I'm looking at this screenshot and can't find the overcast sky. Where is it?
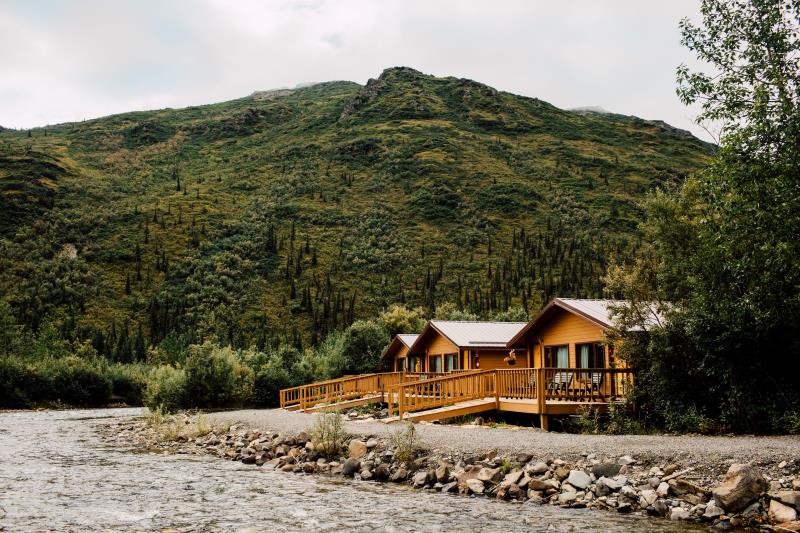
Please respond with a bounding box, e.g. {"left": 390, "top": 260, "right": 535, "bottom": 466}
{"left": 0, "top": 0, "right": 710, "bottom": 140}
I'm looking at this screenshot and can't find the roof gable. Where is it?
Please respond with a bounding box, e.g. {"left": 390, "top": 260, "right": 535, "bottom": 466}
{"left": 507, "top": 298, "right": 665, "bottom": 347}
{"left": 382, "top": 333, "right": 420, "bottom": 360}
{"left": 421, "top": 320, "right": 527, "bottom": 349}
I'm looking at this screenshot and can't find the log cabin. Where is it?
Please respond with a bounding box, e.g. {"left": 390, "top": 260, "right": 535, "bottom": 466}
{"left": 282, "top": 299, "right": 649, "bottom": 429}
{"left": 393, "top": 320, "right": 529, "bottom": 373}
{"left": 506, "top": 298, "right": 627, "bottom": 370}
{"left": 382, "top": 334, "right": 419, "bottom": 372}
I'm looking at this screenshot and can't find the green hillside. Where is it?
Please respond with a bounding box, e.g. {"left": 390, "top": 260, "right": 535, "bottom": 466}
{"left": 0, "top": 66, "right": 713, "bottom": 357}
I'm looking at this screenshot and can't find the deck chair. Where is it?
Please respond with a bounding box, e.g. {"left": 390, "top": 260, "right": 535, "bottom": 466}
{"left": 546, "top": 371, "right": 572, "bottom": 398}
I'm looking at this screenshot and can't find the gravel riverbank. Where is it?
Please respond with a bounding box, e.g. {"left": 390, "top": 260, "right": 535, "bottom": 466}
{"left": 210, "top": 409, "right": 800, "bottom": 476}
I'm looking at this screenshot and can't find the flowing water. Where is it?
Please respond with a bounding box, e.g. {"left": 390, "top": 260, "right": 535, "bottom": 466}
{"left": 0, "top": 408, "right": 707, "bottom": 532}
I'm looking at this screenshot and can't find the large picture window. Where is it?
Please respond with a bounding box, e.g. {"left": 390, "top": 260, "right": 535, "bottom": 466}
{"left": 445, "top": 353, "right": 459, "bottom": 371}
{"left": 544, "top": 345, "right": 569, "bottom": 368}
{"left": 577, "top": 343, "right": 605, "bottom": 368}
{"left": 429, "top": 355, "right": 442, "bottom": 373}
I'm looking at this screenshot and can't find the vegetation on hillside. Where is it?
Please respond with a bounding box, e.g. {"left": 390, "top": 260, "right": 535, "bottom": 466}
{"left": 0, "top": 67, "right": 713, "bottom": 410}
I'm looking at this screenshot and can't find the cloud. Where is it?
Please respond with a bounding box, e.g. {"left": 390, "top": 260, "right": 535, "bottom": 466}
{"left": 0, "top": 0, "right": 709, "bottom": 140}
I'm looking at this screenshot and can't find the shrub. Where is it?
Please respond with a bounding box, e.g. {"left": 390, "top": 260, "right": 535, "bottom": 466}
{"left": 389, "top": 421, "right": 421, "bottom": 463}
{"left": 309, "top": 412, "right": 349, "bottom": 458}
{"left": 108, "top": 363, "right": 148, "bottom": 405}
{"left": 143, "top": 365, "right": 187, "bottom": 412}
{"left": 182, "top": 342, "right": 252, "bottom": 409}
{"left": 339, "top": 320, "right": 390, "bottom": 375}
{"left": 44, "top": 356, "right": 112, "bottom": 406}
{"left": 251, "top": 355, "right": 292, "bottom": 407}
{"left": 0, "top": 356, "right": 30, "bottom": 407}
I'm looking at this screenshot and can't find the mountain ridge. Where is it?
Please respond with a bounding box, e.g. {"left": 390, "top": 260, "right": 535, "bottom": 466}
{"left": 0, "top": 66, "right": 713, "bottom": 358}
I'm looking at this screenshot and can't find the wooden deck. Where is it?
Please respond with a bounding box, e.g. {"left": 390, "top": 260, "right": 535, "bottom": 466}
{"left": 280, "top": 367, "right": 634, "bottom": 430}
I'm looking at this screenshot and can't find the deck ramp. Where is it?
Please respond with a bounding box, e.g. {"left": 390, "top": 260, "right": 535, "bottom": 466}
{"left": 382, "top": 397, "right": 497, "bottom": 423}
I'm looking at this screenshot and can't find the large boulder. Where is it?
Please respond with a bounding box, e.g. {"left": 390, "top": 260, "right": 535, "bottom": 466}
{"left": 477, "top": 467, "right": 502, "bottom": 484}
{"left": 712, "top": 464, "right": 767, "bottom": 513}
{"left": 771, "top": 491, "right": 800, "bottom": 509}
{"left": 348, "top": 439, "right": 368, "bottom": 459}
{"left": 566, "top": 470, "right": 592, "bottom": 490}
{"left": 466, "top": 478, "right": 485, "bottom": 494}
{"left": 770, "top": 500, "right": 798, "bottom": 523}
{"left": 592, "top": 462, "right": 621, "bottom": 478}
{"left": 526, "top": 461, "right": 550, "bottom": 475}
{"left": 342, "top": 458, "right": 361, "bottom": 477}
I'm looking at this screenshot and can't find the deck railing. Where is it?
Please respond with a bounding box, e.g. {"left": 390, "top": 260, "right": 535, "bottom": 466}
{"left": 388, "top": 367, "right": 634, "bottom": 419}
{"left": 280, "top": 367, "right": 635, "bottom": 416}
{"left": 388, "top": 369, "right": 494, "bottom": 420}
{"left": 278, "top": 371, "right": 452, "bottom": 410}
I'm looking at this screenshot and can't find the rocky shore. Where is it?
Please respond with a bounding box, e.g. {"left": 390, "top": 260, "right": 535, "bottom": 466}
{"left": 107, "top": 413, "right": 800, "bottom": 532}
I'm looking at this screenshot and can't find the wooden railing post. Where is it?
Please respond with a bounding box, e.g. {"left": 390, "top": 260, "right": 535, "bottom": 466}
{"left": 536, "top": 368, "right": 545, "bottom": 413}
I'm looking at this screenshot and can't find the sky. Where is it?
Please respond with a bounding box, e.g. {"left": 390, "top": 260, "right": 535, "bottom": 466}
{"left": 0, "top": 0, "right": 710, "bottom": 140}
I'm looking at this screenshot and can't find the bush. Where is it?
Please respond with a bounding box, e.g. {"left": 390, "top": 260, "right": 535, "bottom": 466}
{"left": 143, "top": 365, "right": 187, "bottom": 412}
{"left": 182, "top": 342, "right": 252, "bottom": 409}
{"left": 388, "top": 421, "right": 421, "bottom": 463}
{"left": 339, "top": 320, "right": 390, "bottom": 375}
{"left": 309, "top": 412, "right": 349, "bottom": 458}
{"left": 251, "top": 355, "right": 292, "bottom": 407}
{"left": 43, "top": 356, "right": 113, "bottom": 406}
{"left": 0, "top": 356, "right": 30, "bottom": 407}
{"left": 108, "top": 363, "right": 148, "bottom": 405}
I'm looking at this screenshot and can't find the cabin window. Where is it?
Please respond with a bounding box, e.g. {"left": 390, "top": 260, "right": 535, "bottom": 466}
{"left": 399, "top": 358, "right": 408, "bottom": 371}
{"left": 544, "top": 345, "right": 569, "bottom": 368}
{"left": 409, "top": 356, "right": 421, "bottom": 372}
{"left": 445, "top": 353, "right": 459, "bottom": 371}
{"left": 577, "top": 343, "right": 605, "bottom": 368}
{"left": 430, "top": 355, "right": 442, "bottom": 373}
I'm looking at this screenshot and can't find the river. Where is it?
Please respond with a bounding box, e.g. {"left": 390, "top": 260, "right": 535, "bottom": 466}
{"left": 0, "top": 408, "right": 707, "bottom": 532}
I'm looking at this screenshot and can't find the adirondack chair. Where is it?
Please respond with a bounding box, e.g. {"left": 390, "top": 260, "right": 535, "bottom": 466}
{"left": 546, "top": 371, "right": 572, "bottom": 398}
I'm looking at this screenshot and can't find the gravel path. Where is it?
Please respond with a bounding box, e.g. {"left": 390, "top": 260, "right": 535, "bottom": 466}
{"left": 210, "top": 409, "right": 800, "bottom": 469}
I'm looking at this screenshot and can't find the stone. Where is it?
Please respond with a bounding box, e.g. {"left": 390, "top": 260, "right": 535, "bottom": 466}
{"left": 477, "top": 467, "right": 502, "bottom": 484}
{"left": 466, "top": 478, "right": 485, "bottom": 494}
{"left": 771, "top": 491, "right": 800, "bottom": 509}
{"left": 771, "top": 500, "right": 798, "bottom": 523}
{"left": 656, "top": 482, "right": 670, "bottom": 498}
{"left": 653, "top": 500, "right": 670, "bottom": 517}
{"left": 664, "top": 464, "right": 679, "bottom": 476}
{"left": 554, "top": 466, "right": 570, "bottom": 481}
{"left": 348, "top": 440, "right": 368, "bottom": 459}
{"left": 592, "top": 462, "right": 622, "bottom": 478}
{"left": 518, "top": 474, "right": 531, "bottom": 490}
{"left": 616, "top": 502, "right": 633, "bottom": 513}
{"left": 566, "top": 470, "right": 592, "bottom": 490}
{"left": 389, "top": 467, "right": 408, "bottom": 482}
{"left": 779, "top": 461, "right": 788, "bottom": 469}
{"left": 618, "top": 455, "right": 636, "bottom": 466}
{"left": 342, "top": 458, "right": 361, "bottom": 477}
{"left": 517, "top": 453, "right": 532, "bottom": 464}
{"left": 670, "top": 507, "right": 691, "bottom": 521}
{"left": 412, "top": 471, "right": 430, "bottom": 488}
{"left": 794, "top": 477, "right": 800, "bottom": 490}
{"left": 620, "top": 485, "right": 638, "bottom": 500}
{"left": 442, "top": 481, "right": 459, "bottom": 493}
{"left": 365, "top": 438, "right": 378, "bottom": 449}
{"left": 527, "top": 461, "right": 550, "bottom": 475}
{"left": 302, "top": 462, "right": 316, "bottom": 473}
{"left": 504, "top": 470, "right": 524, "bottom": 486}
{"left": 597, "top": 476, "right": 622, "bottom": 492}
{"left": 640, "top": 489, "right": 658, "bottom": 507}
{"left": 704, "top": 501, "right": 724, "bottom": 519}
{"left": 508, "top": 484, "right": 523, "bottom": 500}
{"left": 435, "top": 464, "right": 450, "bottom": 483}
{"left": 472, "top": 416, "right": 484, "bottom": 426}
{"left": 529, "top": 478, "right": 560, "bottom": 492}
{"left": 374, "top": 465, "right": 390, "bottom": 481}
{"left": 558, "top": 492, "right": 578, "bottom": 504}
{"left": 561, "top": 483, "right": 577, "bottom": 493}
{"left": 712, "top": 463, "right": 767, "bottom": 513}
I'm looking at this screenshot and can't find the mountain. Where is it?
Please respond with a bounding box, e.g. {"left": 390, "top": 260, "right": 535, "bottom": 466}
{"left": 0, "top": 66, "right": 713, "bottom": 354}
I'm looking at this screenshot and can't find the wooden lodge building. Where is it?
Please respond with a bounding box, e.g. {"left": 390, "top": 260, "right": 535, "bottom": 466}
{"left": 281, "top": 298, "right": 643, "bottom": 430}
{"left": 384, "top": 320, "right": 528, "bottom": 373}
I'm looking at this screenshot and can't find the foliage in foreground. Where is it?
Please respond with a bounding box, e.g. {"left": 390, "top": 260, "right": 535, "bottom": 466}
{"left": 309, "top": 412, "right": 349, "bottom": 458}
{"left": 607, "top": 0, "right": 800, "bottom": 434}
